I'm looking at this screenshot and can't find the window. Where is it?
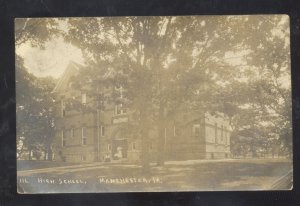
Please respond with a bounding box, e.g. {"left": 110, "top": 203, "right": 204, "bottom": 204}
{"left": 101, "top": 126, "right": 105, "bottom": 137}
{"left": 227, "top": 131, "right": 230, "bottom": 145}
{"left": 173, "top": 125, "right": 176, "bottom": 137}
{"left": 115, "top": 104, "right": 121, "bottom": 115}
{"left": 81, "top": 155, "right": 86, "bottom": 161}
{"left": 120, "top": 87, "right": 124, "bottom": 99}
{"left": 132, "top": 142, "right": 136, "bottom": 150}
{"left": 214, "top": 123, "right": 218, "bottom": 143}
{"left": 221, "top": 125, "right": 224, "bottom": 141}
{"left": 174, "top": 126, "right": 181, "bottom": 137}
{"left": 82, "top": 127, "right": 87, "bottom": 145}
{"left": 107, "top": 144, "right": 111, "bottom": 151}
{"left": 70, "top": 128, "right": 74, "bottom": 138}
{"left": 96, "top": 93, "right": 104, "bottom": 110}
{"left": 97, "top": 100, "right": 104, "bottom": 110}
{"left": 115, "top": 104, "right": 127, "bottom": 115}
{"left": 82, "top": 93, "right": 87, "bottom": 105}
{"left": 82, "top": 127, "right": 86, "bottom": 136}
{"left": 149, "top": 141, "right": 153, "bottom": 150}
{"left": 62, "top": 130, "right": 66, "bottom": 147}
{"left": 193, "top": 124, "right": 200, "bottom": 138}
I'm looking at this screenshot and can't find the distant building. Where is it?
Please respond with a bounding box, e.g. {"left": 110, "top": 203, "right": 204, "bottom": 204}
{"left": 52, "top": 62, "right": 231, "bottom": 163}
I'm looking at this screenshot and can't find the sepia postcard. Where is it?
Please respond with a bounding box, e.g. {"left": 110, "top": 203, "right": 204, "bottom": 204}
{"left": 15, "top": 15, "right": 293, "bottom": 193}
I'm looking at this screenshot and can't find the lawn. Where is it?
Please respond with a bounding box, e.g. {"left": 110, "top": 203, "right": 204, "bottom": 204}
{"left": 17, "top": 160, "right": 77, "bottom": 171}
{"left": 17, "top": 158, "right": 292, "bottom": 193}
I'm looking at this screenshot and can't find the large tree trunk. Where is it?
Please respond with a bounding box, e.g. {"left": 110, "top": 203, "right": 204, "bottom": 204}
{"left": 17, "top": 144, "right": 24, "bottom": 160}
{"left": 44, "top": 146, "right": 48, "bottom": 160}
{"left": 157, "top": 102, "right": 165, "bottom": 166}
{"left": 157, "top": 125, "right": 165, "bottom": 166}
{"left": 48, "top": 147, "right": 53, "bottom": 161}
{"left": 44, "top": 144, "right": 52, "bottom": 161}
{"left": 28, "top": 149, "right": 32, "bottom": 160}
{"left": 141, "top": 127, "right": 150, "bottom": 173}
{"left": 139, "top": 109, "right": 150, "bottom": 173}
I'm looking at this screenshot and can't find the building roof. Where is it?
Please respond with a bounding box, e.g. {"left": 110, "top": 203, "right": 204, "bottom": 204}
{"left": 52, "top": 61, "right": 82, "bottom": 93}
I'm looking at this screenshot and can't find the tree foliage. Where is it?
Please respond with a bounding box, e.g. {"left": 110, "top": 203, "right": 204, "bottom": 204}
{"left": 15, "top": 18, "right": 63, "bottom": 160}
{"left": 64, "top": 15, "right": 292, "bottom": 166}
{"left": 16, "top": 56, "right": 56, "bottom": 160}
{"left": 16, "top": 15, "right": 292, "bottom": 164}
{"left": 15, "top": 18, "right": 61, "bottom": 47}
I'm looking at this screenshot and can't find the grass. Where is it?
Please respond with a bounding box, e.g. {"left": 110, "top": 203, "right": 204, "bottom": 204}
{"left": 17, "top": 160, "right": 77, "bottom": 171}
{"left": 17, "top": 158, "right": 292, "bottom": 193}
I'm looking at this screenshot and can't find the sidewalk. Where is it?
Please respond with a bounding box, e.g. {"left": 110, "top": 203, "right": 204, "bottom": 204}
{"left": 17, "top": 157, "right": 291, "bottom": 176}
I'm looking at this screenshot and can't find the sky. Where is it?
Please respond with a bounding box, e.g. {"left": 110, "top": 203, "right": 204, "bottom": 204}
{"left": 15, "top": 18, "right": 243, "bottom": 80}
{"left": 15, "top": 15, "right": 290, "bottom": 86}
{"left": 16, "top": 36, "right": 84, "bottom": 79}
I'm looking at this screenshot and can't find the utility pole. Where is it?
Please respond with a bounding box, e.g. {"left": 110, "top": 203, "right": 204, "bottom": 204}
{"left": 97, "top": 108, "right": 100, "bottom": 161}
{"left": 96, "top": 92, "right": 105, "bottom": 161}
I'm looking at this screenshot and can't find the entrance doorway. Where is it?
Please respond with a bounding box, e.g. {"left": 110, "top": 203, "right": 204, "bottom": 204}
{"left": 112, "top": 139, "right": 128, "bottom": 160}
